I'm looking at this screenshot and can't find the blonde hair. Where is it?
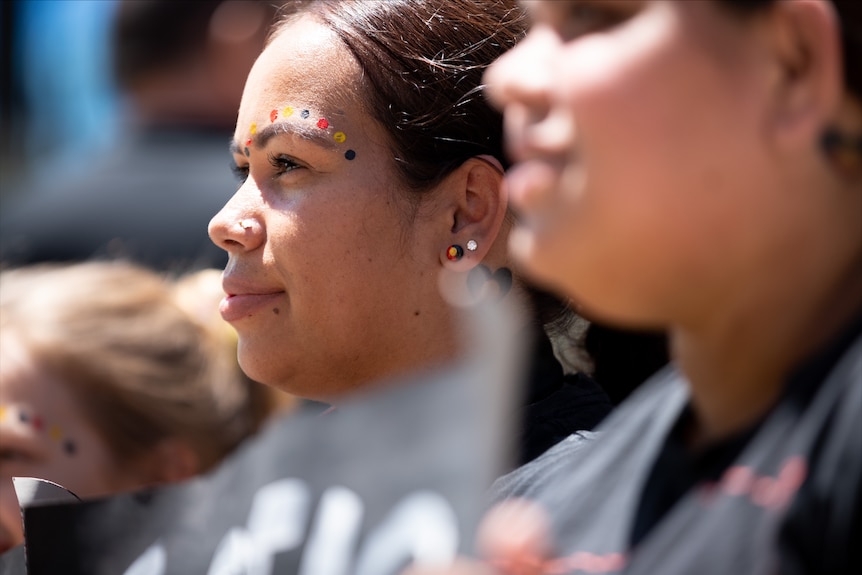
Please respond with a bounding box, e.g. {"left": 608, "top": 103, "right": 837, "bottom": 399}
{"left": 0, "top": 261, "right": 290, "bottom": 473}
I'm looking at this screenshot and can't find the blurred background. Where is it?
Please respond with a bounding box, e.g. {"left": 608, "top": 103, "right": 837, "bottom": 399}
{"left": 0, "top": 0, "right": 283, "bottom": 273}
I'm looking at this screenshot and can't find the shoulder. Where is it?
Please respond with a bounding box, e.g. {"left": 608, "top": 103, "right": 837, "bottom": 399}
{"left": 489, "top": 430, "right": 599, "bottom": 504}
{"left": 779, "top": 334, "right": 862, "bottom": 574}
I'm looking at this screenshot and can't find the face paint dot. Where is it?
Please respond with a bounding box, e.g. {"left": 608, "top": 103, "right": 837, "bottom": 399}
{"left": 333, "top": 131, "right": 346, "bottom": 143}
{"left": 283, "top": 106, "right": 294, "bottom": 117}
{"left": 244, "top": 147, "right": 250, "bottom": 157}
{"left": 245, "top": 138, "right": 252, "bottom": 147}
{"left": 300, "top": 109, "right": 310, "bottom": 119}
{"left": 32, "top": 416, "right": 43, "bottom": 431}
{"left": 18, "top": 411, "right": 28, "bottom": 423}
{"left": 250, "top": 123, "right": 257, "bottom": 135}
{"left": 317, "top": 118, "right": 329, "bottom": 129}
{"left": 270, "top": 109, "right": 278, "bottom": 122}
{"left": 63, "top": 440, "right": 77, "bottom": 456}
{"left": 0, "top": 406, "right": 6, "bottom": 421}
{"left": 344, "top": 149, "right": 356, "bottom": 160}
{"left": 49, "top": 426, "right": 62, "bottom": 441}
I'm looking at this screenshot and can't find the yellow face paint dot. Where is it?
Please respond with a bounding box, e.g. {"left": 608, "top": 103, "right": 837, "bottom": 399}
{"left": 49, "top": 425, "right": 62, "bottom": 441}
{"left": 333, "top": 131, "right": 346, "bottom": 143}
{"left": 0, "top": 405, "right": 6, "bottom": 421}
{"left": 283, "top": 106, "right": 294, "bottom": 118}
{"left": 250, "top": 122, "right": 257, "bottom": 135}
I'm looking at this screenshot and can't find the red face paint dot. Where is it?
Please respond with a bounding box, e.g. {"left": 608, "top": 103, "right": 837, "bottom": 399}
{"left": 317, "top": 118, "right": 329, "bottom": 129}
{"left": 32, "top": 416, "right": 43, "bottom": 431}
{"left": 270, "top": 109, "right": 278, "bottom": 122}
{"left": 245, "top": 138, "right": 252, "bottom": 147}
{"left": 345, "top": 149, "right": 356, "bottom": 160}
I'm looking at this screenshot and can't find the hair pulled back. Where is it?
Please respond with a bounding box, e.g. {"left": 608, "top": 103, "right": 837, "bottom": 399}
{"left": 272, "top": 0, "right": 526, "bottom": 192}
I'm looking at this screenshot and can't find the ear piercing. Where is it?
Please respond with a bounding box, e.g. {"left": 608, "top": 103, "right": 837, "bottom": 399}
{"left": 446, "top": 240, "right": 478, "bottom": 261}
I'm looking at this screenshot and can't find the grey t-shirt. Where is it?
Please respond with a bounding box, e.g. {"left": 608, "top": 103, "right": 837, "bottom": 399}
{"left": 491, "top": 331, "right": 861, "bottom": 574}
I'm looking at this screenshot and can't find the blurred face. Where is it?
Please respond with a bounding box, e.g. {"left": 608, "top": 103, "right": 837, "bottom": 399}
{"left": 0, "top": 335, "right": 135, "bottom": 553}
{"left": 209, "top": 16, "right": 455, "bottom": 401}
{"left": 485, "top": 1, "right": 783, "bottom": 326}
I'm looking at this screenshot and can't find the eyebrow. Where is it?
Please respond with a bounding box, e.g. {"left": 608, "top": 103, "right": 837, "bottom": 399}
{"left": 229, "top": 121, "right": 339, "bottom": 155}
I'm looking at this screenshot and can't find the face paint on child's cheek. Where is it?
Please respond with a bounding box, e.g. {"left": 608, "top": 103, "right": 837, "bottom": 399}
{"left": 0, "top": 404, "right": 79, "bottom": 458}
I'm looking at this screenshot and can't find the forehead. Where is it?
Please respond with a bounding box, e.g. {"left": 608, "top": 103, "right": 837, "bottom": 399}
{"left": 237, "top": 15, "right": 363, "bottom": 136}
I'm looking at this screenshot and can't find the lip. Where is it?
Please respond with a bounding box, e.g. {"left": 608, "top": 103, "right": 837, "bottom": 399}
{"left": 220, "top": 278, "right": 285, "bottom": 323}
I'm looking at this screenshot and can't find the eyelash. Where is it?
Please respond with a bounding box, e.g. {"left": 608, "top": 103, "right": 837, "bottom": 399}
{"left": 0, "top": 447, "right": 35, "bottom": 464}
{"left": 230, "top": 162, "right": 249, "bottom": 184}
{"left": 267, "top": 153, "right": 301, "bottom": 176}
{"left": 230, "top": 154, "right": 302, "bottom": 185}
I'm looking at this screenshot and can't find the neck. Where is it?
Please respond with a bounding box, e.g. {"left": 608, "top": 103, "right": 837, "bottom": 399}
{"left": 672, "top": 213, "right": 862, "bottom": 446}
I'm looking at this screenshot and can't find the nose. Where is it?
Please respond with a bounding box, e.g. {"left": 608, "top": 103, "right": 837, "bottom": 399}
{"left": 484, "top": 25, "right": 559, "bottom": 118}
{"left": 208, "top": 183, "right": 264, "bottom": 255}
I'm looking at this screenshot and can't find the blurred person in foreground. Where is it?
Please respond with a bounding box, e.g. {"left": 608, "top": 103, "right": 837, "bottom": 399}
{"left": 0, "top": 0, "right": 279, "bottom": 272}
{"left": 407, "top": 0, "right": 862, "bottom": 574}
{"left": 0, "top": 261, "right": 292, "bottom": 554}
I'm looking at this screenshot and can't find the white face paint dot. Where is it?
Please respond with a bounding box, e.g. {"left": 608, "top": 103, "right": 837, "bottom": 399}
{"left": 466, "top": 240, "right": 478, "bottom": 251}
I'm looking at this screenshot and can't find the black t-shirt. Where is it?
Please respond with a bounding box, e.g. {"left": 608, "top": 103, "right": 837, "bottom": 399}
{"left": 492, "top": 314, "right": 862, "bottom": 574}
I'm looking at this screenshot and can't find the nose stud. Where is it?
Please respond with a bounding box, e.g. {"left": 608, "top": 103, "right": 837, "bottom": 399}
{"left": 237, "top": 220, "right": 253, "bottom": 231}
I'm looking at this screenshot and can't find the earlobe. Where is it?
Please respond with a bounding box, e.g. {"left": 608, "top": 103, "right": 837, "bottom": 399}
{"left": 766, "top": 0, "right": 842, "bottom": 148}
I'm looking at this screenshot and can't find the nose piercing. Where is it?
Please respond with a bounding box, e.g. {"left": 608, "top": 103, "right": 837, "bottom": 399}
{"left": 237, "top": 220, "right": 253, "bottom": 231}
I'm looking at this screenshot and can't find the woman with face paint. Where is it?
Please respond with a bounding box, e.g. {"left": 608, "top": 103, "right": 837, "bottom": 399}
{"left": 406, "top": 1, "right": 862, "bottom": 574}
{"left": 208, "top": 0, "right": 667, "bottom": 469}
{"left": 0, "top": 262, "right": 289, "bottom": 554}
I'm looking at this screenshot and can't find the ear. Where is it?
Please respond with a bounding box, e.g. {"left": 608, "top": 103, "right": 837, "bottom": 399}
{"left": 764, "top": 0, "right": 843, "bottom": 150}
{"left": 438, "top": 156, "right": 508, "bottom": 270}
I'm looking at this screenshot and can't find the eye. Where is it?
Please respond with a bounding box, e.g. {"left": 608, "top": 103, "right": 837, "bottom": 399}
{"left": 230, "top": 161, "right": 249, "bottom": 185}
{"left": 267, "top": 153, "right": 302, "bottom": 177}
{"left": 557, "top": 1, "right": 633, "bottom": 41}
{"left": 0, "top": 447, "right": 35, "bottom": 464}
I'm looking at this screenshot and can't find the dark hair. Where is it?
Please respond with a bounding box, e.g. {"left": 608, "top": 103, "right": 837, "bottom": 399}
{"left": 272, "top": 0, "right": 526, "bottom": 193}
{"left": 717, "top": 0, "right": 861, "bottom": 99}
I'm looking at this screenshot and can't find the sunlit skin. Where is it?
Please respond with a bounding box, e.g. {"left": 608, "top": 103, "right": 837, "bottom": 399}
{"left": 0, "top": 335, "right": 140, "bottom": 553}
{"left": 485, "top": 0, "right": 862, "bottom": 441}
{"left": 209, "top": 15, "right": 510, "bottom": 403}
{"left": 405, "top": 0, "right": 862, "bottom": 573}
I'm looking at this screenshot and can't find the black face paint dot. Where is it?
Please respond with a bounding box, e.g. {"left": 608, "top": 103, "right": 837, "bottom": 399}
{"left": 345, "top": 149, "right": 356, "bottom": 160}
{"left": 300, "top": 109, "right": 310, "bottom": 119}
{"left": 18, "top": 411, "right": 28, "bottom": 423}
{"left": 244, "top": 146, "right": 250, "bottom": 157}
{"left": 63, "top": 440, "right": 77, "bottom": 456}
{"left": 272, "top": 307, "right": 280, "bottom": 315}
